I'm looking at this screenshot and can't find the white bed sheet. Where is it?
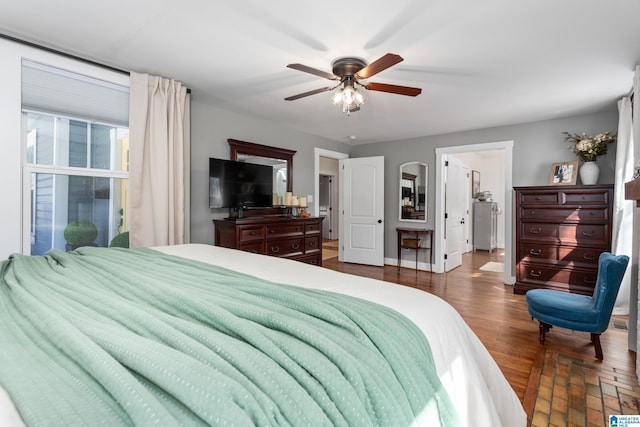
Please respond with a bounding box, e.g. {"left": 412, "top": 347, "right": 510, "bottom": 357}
{"left": 0, "top": 244, "right": 526, "bottom": 426}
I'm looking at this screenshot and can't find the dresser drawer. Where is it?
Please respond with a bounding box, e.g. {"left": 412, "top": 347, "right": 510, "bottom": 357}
{"left": 520, "top": 223, "right": 609, "bottom": 247}
{"left": 305, "top": 235, "right": 320, "bottom": 253}
{"left": 305, "top": 221, "right": 322, "bottom": 234}
{"left": 297, "top": 253, "right": 322, "bottom": 266}
{"left": 266, "top": 238, "right": 304, "bottom": 257}
{"left": 562, "top": 189, "right": 610, "bottom": 205}
{"left": 238, "top": 226, "right": 265, "bottom": 242}
{"left": 561, "top": 224, "right": 608, "bottom": 244}
{"left": 519, "top": 192, "right": 560, "bottom": 205}
{"left": 238, "top": 241, "right": 264, "bottom": 254}
{"left": 520, "top": 207, "right": 608, "bottom": 221}
{"left": 518, "top": 262, "right": 598, "bottom": 295}
{"left": 519, "top": 243, "right": 602, "bottom": 266}
{"left": 266, "top": 223, "right": 305, "bottom": 238}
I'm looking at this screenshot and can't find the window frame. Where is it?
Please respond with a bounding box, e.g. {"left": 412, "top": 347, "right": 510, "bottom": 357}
{"left": 21, "top": 110, "right": 129, "bottom": 255}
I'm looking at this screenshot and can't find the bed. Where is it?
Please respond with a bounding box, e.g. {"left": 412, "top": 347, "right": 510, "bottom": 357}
{"left": 0, "top": 244, "right": 526, "bottom": 426}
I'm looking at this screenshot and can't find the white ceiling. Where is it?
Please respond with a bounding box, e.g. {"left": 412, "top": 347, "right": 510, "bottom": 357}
{"left": 1, "top": 0, "right": 639, "bottom": 145}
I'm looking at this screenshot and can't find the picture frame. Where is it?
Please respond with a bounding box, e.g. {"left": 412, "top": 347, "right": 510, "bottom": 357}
{"left": 549, "top": 161, "right": 578, "bottom": 185}
{"left": 472, "top": 170, "right": 480, "bottom": 197}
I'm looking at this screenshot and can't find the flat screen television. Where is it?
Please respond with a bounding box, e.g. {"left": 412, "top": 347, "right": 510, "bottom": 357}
{"left": 209, "top": 158, "right": 273, "bottom": 209}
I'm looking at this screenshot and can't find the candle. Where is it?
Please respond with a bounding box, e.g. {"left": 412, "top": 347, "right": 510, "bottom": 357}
{"left": 285, "top": 192, "right": 293, "bottom": 206}
{"left": 298, "top": 196, "right": 307, "bottom": 207}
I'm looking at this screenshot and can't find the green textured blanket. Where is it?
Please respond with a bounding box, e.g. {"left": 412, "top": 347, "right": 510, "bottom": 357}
{"left": 0, "top": 247, "right": 457, "bottom": 426}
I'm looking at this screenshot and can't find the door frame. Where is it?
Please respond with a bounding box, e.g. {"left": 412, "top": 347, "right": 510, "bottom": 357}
{"left": 434, "top": 141, "right": 514, "bottom": 284}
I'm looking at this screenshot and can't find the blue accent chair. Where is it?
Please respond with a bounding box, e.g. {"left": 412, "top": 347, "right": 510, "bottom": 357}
{"left": 526, "top": 252, "right": 629, "bottom": 360}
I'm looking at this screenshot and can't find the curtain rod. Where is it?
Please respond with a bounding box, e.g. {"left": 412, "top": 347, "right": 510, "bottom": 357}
{"left": 0, "top": 32, "right": 191, "bottom": 93}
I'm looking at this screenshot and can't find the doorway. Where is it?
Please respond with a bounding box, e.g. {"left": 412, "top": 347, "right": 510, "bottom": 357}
{"left": 319, "top": 174, "right": 336, "bottom": 240}
{"left": 314, "top": 148, "right": 349, "bottom": 259}
{"left": 434, "top": 141, "right": 514, "bottom": 285}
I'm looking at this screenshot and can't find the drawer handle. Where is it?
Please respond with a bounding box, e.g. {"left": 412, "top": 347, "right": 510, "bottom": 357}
{"left": 530, "top": 210, "right": 535, "bottom": 215}
{"left": 582, "top": 230, "right": 595, "bottom": 237}
{"left": 583, "top": 277, "right": 596, "bottom": 284}
{"left": 309, "top": 241, "right": 317, "bottom": 247}
{"left": 529, "top": 227, "right": 541, "bottom": 234}
{"left": 269, "top": 229, "right": 275, "bottom": 233}
{"left": 582, "top": 253, "right": 597, "bottom": 260}
{"left": 529, "top": 248, "right": 542, "bottom": 256}
{"left": 250, "top": 249, "right": 258, "bottom": 254}
{"left": 529, "top": 270, "right": 542, "bottom": 278}
{"left": 291, "top": 243, "right": 300, "bottom": 250}
{"left": 271, "top": 246, "right": 280, "bottom": 253}
{"left": 250, "top": 231, "right": 256, "bottom": 235}
{"left": 309, "top": 259, "right": 318, "bottom": 265}
{"left": 535, "top": 196, "right": 542, "bottom": 200}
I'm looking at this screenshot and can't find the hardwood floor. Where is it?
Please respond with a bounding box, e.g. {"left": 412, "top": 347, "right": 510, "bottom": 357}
{"left": 321, "top": 249, "right": 636, "bottom": 422}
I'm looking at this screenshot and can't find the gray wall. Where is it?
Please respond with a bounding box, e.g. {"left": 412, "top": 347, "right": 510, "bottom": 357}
{"left": 190, "top": 96, "right": 352, "bottom": 244}
{"left": 350, "top": 109, "right": 619, "bottom": 259}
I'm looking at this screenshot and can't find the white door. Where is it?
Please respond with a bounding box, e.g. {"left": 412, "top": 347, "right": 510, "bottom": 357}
{"left": 445, "top": 155, "right": 465, "bottom": 271}
{"left": 340, "top": 156, "right": 384, "bottom": 266}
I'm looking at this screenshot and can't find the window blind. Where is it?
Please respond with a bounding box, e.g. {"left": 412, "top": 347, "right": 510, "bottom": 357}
{"left": 21, "top": 59, "right": 129, "bottom": 126}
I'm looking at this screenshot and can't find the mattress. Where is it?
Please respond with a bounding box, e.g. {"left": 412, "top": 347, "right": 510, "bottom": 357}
{"left": 0, "top": 244, "right": 525, "bottom": 426}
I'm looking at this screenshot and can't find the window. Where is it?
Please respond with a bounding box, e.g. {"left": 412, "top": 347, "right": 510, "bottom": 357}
{"left": 22, "top": 61, "right": 129, "bottom": 255}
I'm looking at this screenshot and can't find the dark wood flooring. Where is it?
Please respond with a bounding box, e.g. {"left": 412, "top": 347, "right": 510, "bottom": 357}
{"left": 321, "top": 249, "right": 636, "bottom": 424}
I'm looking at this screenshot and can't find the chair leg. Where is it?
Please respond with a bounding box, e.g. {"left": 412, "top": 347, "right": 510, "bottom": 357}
{"left": 538, "top": 321, "right": 551, "bottom": 344}
{"left": 591, "top": 333, "right": 603, "bottom": 360}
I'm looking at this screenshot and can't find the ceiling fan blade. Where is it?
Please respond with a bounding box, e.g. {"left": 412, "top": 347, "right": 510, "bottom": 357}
{"left": 365, "top": 82, "right": 422, "bottom": 97}
{"left": 286, "top": 63, "right": 337, "bottom": 80}
{"left": 356, "top": 53, "right": 404, "bottom": 79}
{"left": 284, "top": 86, "right": 334, "bottom": 101}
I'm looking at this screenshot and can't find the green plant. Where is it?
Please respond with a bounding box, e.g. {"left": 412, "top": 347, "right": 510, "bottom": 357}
{"left": 64, "top": 220, "right": 98, "bottom": 246}
{"left": 109, "top": 231, "right": 129, "bottom": 248}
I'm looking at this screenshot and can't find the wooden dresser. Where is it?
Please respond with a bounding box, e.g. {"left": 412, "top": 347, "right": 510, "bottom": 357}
{"left": 514, "top": 185, "right": 613, "bottom": 295}
{"left": 213, "top": 216, "right": 323, "bottom": 266}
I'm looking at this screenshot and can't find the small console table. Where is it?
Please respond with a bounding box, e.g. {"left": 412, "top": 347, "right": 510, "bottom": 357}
{"left": 396, "top": 227, "right": 433, "bottom": 271}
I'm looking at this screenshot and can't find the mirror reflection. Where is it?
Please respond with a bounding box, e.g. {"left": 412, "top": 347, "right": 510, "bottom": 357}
{"left": 399, "top": 161, "right": 427, "bottom": 222}
{"left": 237, "top": 154, "right": 288, "bottom": 205}
{"left": 228, "top": 139, "right": 296, "bottom": 208}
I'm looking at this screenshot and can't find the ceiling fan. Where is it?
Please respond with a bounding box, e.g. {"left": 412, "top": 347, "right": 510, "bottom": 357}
{"left": 284, "top": 53, "right": 422, "bottom": 114}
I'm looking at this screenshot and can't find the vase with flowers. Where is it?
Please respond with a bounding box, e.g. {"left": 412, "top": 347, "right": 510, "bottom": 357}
{"left": 562, "top": 131, "right": 616, "bottom": 185}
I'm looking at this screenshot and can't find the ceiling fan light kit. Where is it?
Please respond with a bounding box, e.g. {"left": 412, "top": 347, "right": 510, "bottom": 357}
{"left": 330, "top": 76, "right": 366, "bottom": 115}
{"left": 285, "top": 53, "right": 422, "bottom": 115}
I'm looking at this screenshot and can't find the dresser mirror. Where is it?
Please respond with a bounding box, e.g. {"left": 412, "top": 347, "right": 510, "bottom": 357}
{"left": 228, "top": 139, "right": 296, "bottom": 206}
{"left": 399, "top": 161, "right": 427, "bottom": 222}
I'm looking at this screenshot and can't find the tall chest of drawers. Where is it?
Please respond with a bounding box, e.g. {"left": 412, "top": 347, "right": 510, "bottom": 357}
{"left": 514, "top": 185, "right": 613, "bottom": 295}
{"left": 213, "top": 216, "right": 323, "bottom": 266}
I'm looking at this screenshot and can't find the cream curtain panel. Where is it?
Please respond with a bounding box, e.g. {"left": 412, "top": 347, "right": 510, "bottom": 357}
{"left": 632, "top": 67, "right": 640, "bottom": 357}
{"left": 612, "top": 97, "right": 634, "bottom": 315}
{"left": 129, "top": 72, "right": 190, "bottom": 248}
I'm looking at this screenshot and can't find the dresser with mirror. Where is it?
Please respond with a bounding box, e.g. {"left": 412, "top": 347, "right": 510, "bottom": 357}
{"left": 213, "top": 139, "right": 323, "bottom": 265}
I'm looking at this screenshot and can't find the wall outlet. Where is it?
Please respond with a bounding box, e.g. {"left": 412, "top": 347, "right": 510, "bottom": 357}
{"left": 307, "top": 195, "right": 313, "bottom": 203}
